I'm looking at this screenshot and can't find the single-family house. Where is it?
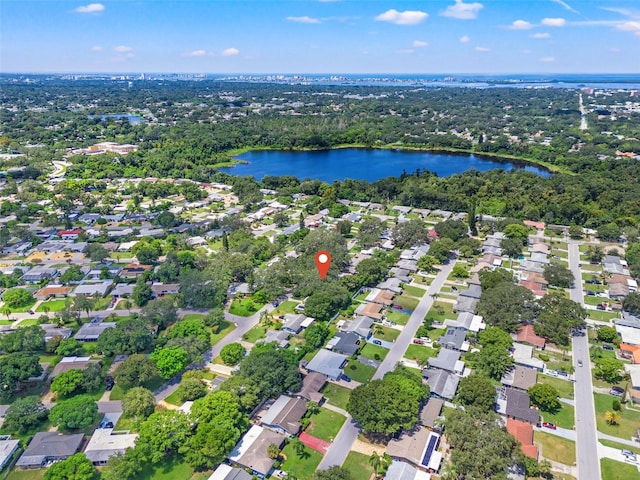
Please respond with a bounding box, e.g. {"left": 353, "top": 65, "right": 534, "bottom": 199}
{"left": 506, "top": 418, "right": 538, "bottom": 460}
{"left": 57, "top": 228, "right": 83, "bottom": 240}
{"left": 20, "top": 267, "right": 57, "bottom": 284}
{"left": 259, "top": 395, "right": 307, "bottom": 436}
{"left": 355, "top": 302, "right": 384, "bottom": 320}
{"left": 73, "top": 280, "right": 113, "bottom": 297}
{"left": 497, "top": 388, "right": 539, "bottom": 425}
{"left": 282, "top": 314, "right": 313, "bottom": 334}
{"left": 15, "top": 432, "right": 84, "bottom": 468}
{"left": 207, "top": 464, "right": 253, "bottom": 480}
{"left": 501, "top": 366, "right": 538, "bottom": 391}
{"left": 436, "top": 327, "right": 469, "bottom": 352}
{"left": 365, "top": 288, "right": 395, "bottom": 306}
{"left": 427, "top": 349, "right": 465, "bottom": 375}
{"left": 624, "top": 364, "right": 640, "bottom": 402}
{"left": 228, "top": 425, "right": 286, "bottom": 478}
{"left": 512, "top": 343, "right": 545, "bottom": 371}
{"left": 420, "top": 398, "right": 444, "bottom": 431}
{"left": 150, "top": 283, "right": 180, "bottom": 298}
{"left": 260, "top": 330, "right": 290, "bottom": 349}
{"left": 120, "top": 263, "right": 152, "bottom": 279}
{"left": 75, "top": 321, "right": 117, "bottom": 342}
{"left": 304, "top": 349, "right": 348, "bottom": 381}
{"left": 84, "top": 415, "right": 138, "bottom": 465}
{"left": 40, "top": 324, "right": 72, "bottom": 343}
{"left": 458, "top": 284, "right": 482, "bottom": 300}
{"left": 111, "top": 283, "right": 135, "bottom": 298}
{"left": 453, "top": 296, "right": 478, "bottom": 314}
{"left": 443, "top": 312, "right": 486, "bottom": 333}
{"left": 295, "top": 372, "right": 326, "bottom": 403}
{"left": 384, "top": 461, "right": 432, "bottom": 480}
{"left": 0, "top": 438, "right": 20, "bottom": 470}
{"left": 422, "top": 369, "right": 460, "bottom": 400}
{"left": 34, "top": 285, "right": 73, "bottom": 300}
{"left": 51, "top": 356, "right": 101, "bottom": 378}
{"left": 516, "top": 325, "right": 546, "bottom": 349}
{"left": 377, "top": 278, "right": 403, "bottom": 294}
{"left": 342, "top": 315, "right": 373, "bottom": 339}
{"left": 326, "top": 331, "right": 361, "bottom": 356}
{"left": 386, "top": 427, "right": 441, "bottom": 472}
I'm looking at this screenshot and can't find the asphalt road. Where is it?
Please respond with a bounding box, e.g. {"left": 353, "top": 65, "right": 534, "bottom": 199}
{"left": 317, "top": 256, "right": 457, "bottom": 471}
{"left": 568, "top": 240, "right": 601, "bottom": 480}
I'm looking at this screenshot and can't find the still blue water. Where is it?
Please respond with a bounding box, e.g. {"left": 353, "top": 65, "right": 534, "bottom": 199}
{"left": 87, "top": 114, "right": 143, "bottom": 124}
{"left": 220, "top": 149, "right": 550, "bottom": 182}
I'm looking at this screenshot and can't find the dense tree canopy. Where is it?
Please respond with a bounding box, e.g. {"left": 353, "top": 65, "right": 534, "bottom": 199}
{"left": 44, "top": 453, "right": 96, "bottom": 480}
{"left": 3, "top": 395, "right": 49, "bottom": 433}
{"left": 477, "top": 282, "right": 536, "bottom": 332}
{"left": 237, "top": 345, "right": 301, "bottom": 399}
{"left": 50, "top": 396, "right": 99, "bottom": 430}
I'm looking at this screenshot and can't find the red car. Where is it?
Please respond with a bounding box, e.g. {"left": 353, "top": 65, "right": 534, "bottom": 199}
{"left": 542, "top": 422, "right": 557, "bottom": 430}
{"left": 393, "top": 305, "right": 403, "bottom": 310}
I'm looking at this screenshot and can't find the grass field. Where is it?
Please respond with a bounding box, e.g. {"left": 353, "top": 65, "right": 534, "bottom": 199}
{"left": 404, "top": 344, "right": 437, "bottom": 365}
{"left": 163, "top": 389, "right": 184, "bottom": 406}
{"left": 587, "top": 309, "right": 619, "bottom": 322}
{"left": 539, "top": 404, "right": 575, "bottom": 430}
{"left": 6, "top": 469, "right": 46, "bottom": 480}
{"left": 14, "top": 318, "right": 40, "bottom": 326}
{"left": 594, "top": 393, "right": 640, "bottom": 440}
{"left": 280, "top": 441, "right": 323, "bottom": 479}
{"left": 8, "top": 299, "right": 37, "bottom": 313}
{"left": 35, "top": 299, "right": 68, "bottom": 312}
{"left": 424, "top": 301, "right": 454, "bottom": 324}
{"left": 360, "top": 342, "right": 389, "bottom": 362}
{"left": 600, "top": 458, "right": 640, "bottom": 480}
{"left": 242, "top": 325, "right": 267, "bottom": 343}
{"left": 394, "top": 295, "right": 419, "bottom": 311}
{"left": 599, "top": 439, "right": 640, "bottom": 455}
{"left": 210, "top": 320, "right": 235, "bottom": 345}
{"left": 228, "top": 296, "right": 263, "bottom": 317}
{"left": 306, "top": 408, "right": 346, "bottom": 442}
{"left": 402, "top": 284, "right": 426, "bottom": 298}
{"left": 343, "top": 451, "right": 375, "bottom": 480}
{"left": 377, "top": 325, "right": 400, "bottom": 342}
{"left": 322, "top": 383, "right": 351, "bottom": 410}
{"left": 538, "top": 376, "right": 575, "bottom": 399}
{"left": 132, "top": 456, "right": 197, "bottom": 480}
{"left": 181, "top": 313, "right": 205, "bottom": 322}
{"left": 534, "top": 431, "right": 576, "bottom": 465}
{"left": 272, "top": 300, "right": 299, "bottom": 316}
{"left": 386, "top": 310, "right": 410, "bottom": 325}
{"left": 345, "top": 358, "right": 376, "bottom": 383}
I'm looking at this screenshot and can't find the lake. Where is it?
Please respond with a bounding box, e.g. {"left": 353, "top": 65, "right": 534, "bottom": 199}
{"left": 220, "top": 149, "right": 550, "bottom": 182}
{"left": 87, "top": 113, "right": 144, "bottom": 125}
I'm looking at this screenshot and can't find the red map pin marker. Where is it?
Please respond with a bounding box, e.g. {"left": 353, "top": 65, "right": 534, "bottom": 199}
{"left": 315, "top": 250, "right": 332, "bottom": 280}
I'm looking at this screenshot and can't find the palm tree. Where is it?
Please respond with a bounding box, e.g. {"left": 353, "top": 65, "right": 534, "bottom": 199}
{"left": 1, "top": 305, "right": 11, "bottom": 320}
{"left": 42, "top": 304, "right": 50, "bottom": 315}
{"left": 369, "top": 452, "right": 381, "bottom": 475}
{"left": 266, "top": 443, "right": 280, "bottom": 460}
{"left": 605, "top": 410, "right": 621, "bottom": 425}
{"left": 123, "top": 299, "right": 132, "bottom": 314}
{"left": 372, "top": 323, "right": 383, "bottom": 337}
{"left": 293, "top": 439, "right": 307, "bottom": 459}
{"left": 538, "top": 459, "right": 552, "bottom": 479}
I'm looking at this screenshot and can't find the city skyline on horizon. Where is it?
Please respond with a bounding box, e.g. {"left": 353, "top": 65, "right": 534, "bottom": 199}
{"left": 2, "top": 0, "right": 640, "bottom": 75}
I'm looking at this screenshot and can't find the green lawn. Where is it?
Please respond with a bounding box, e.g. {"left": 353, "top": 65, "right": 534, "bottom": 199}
{"left": 404, "top": 344, "right": 437, "bottom": 365}
{"left": 538, "top": 376, "right": 574, "bottom": 399}
{"left": 163, "top": 389, "right": 184, "bottom": 407}
{"left": 594, "top": 393, "right": 640, "bottom": 440}
{"left": 8, "top": 299, "right": 37, "bottom": 313}
{"left": 394, "top": 295, "right": 419, "bottom": 311}
{"left": 242, "top": 325, "right": 267, "bottom": 343}
{"left": 386, "top": 310, "right": 410, "bottom": 325}
{"left": 599, "top": 439, "right": 640, "bottom": 455}
{"left": 15, "top": 318, "right": 40, "bottom": 326}
{"left": 181, "top": 313, "right": 205, "bottom": 322}
{"left": 110, "top": 375, "right": 165, "bottom": 401}
{"left": 228, "top": 296, "right": 264, "bottom": 317}
{"left": 534, "top": 431, "right": 576, "bottom": 465}
{"left": 321, "top": 383, "right": 351, "bottom": 410}
{"left": 587, "top": 310, "right": 619, "bottom": 322}
{"left": 132, "top": 456, "right": 196, "bottom": 480}
{"left": 584, "top": 295, "right": 606, "bottom": 306}
{"left": 360, "top": 342, "right": 389, "bottom": 362}
{"left": 343, "top": 451, "right": 375, "bottom": 480}
{"left": 377, "top": 325, "right": 400, "bottom": 342}
{"left": 35, "top": 299, "right": 68, "bottom": 312}
{"left": 306, "top": 407, "right": 346, "bottom": 442}
{"left": 6, "top": 469, "right": 46, "bottom": 480}
{"left": 210, "top": 320, "right": 235, "bottom": 345}
{"left": 425, "top": 301, "right": 454, "bottom": 324}
{"left": 345, "top": 358, "right": 376, "bottom": 383}
{"left": 539, "top": 404, "right": 575, "bottom": 430}
{"left": 280, "top": 441, "right": 323, "bottom": 479}
{"left": 600, "top": 458, "right": 640, "bottom": 480}
{"left": 402, "top": 284, "right": 426, "bottom": 298}
{"left": 272, "top": 300, "right": 300, "bottom": 316}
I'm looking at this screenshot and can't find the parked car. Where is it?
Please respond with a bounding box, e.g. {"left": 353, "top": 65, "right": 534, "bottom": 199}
{"left": 621, "top": 449, "right": 636, "bottom": 459}
{"left": 556, "top": 370, "right": 568, "bottom": 377}
{"left": 577, "top": 360, "right": 583, "bottom": 367}
{"left": 542, "top": 422, "right": 557, "bottom": 430}
{"left": 596, "top": 304, "right": 607, "bottom": 311}
{"left": 28, "top": 310, "right": 35, "bottom": 314}
{"left": 413, "top": 339, "right": 423, "bottom": 345}
{"left": 341, "top": 374, "right": 351, "bottom": 382}
{"left": 585, "top": 290, "right": 595, "bottom": 296}
{"left": 393, "top": 304, "right": 403, "bottom": 310}
{"left": 372, "top": 340, "right": 382, "bottom": 346}
{"left": 610, "top": 386, "right": 624, "bottom": 397}
{"left": 603, "top": 344, "right": 614, "bottom": 351}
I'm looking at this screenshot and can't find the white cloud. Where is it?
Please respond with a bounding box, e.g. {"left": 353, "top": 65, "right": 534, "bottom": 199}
{"left": 397, "top": 49, "right": 415, "bottom": 54}
{"left": 75, "top": 3, "right": 104, "bottom": 13}
{"left": 286, "top": 16, "right": 321, "bottom": 24}
{"left": 440, "top": 0, "right": 484, "bottom": 20}
{"left": 541, "top": 17, "right": 566, "bottom": 27}
{"left": 540, "top": 56, "right": 556, "bottom": 62}
{"left": 113, "top": 45, "right": 133, "bottom": 53}
{"left": 183, "top": 50, "right": 208, "bottom": 57}
{"left": 412, "top": 40, "right": 429, "bottom": 48}
{"left": 475, "top": 46, "right": 490, "bottom": 52}
{"left": 551, "top": 0, "right": 578, "bottom": 14}
{"left": 459, "top": 35, "right": 470, "bottom": 43}
{"left": 375, "top": 9, "right": 428, "bottom": 25}
{"left": 531, "top": 32, "right": 551, "bottom": 39}
{"left": 617, "top": 21, "right": 640, "bottom": 36}
{"left": 90, "top": 45, "right": 103, "bottom": 52}
{"left": 222, "top": 47, "right": 240, "bottom": 56}
{"left": 508, "top": 20, "right": 533, "bottom": 30}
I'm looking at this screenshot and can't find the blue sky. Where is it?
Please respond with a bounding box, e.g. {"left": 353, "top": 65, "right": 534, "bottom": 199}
{"left": 1, "top": 0, "right": 639, "bottom": 74}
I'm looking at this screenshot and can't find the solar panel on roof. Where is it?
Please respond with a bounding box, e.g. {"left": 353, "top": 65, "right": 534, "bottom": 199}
{"left": 421, "top": 434, "right": 439, "bottom": 467}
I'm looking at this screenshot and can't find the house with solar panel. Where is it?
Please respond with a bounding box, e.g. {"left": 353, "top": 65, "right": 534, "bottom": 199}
{"left": 386, "top": 426, "right": 442, "bottom": 474}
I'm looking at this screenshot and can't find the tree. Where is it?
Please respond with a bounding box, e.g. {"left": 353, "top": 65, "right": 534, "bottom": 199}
{"left": 0, "top": 352, "right": 43, "bottom": 401}
{"left": 114, "top": 354, "right": 159, "bottom": 389}
{"left": 3, "top": 395, "right": 48, "bottom": 433}
{"left": 51, "top": 369, "right": 84, "bottom": 397}
{"left": 50, "top": 396, "right": 99, "bottom": 430}
{"left": 150, "top": 346, "right": 189, "bottom": 379}
{"left": 392, "top": 220, "right": 427, "bottom": 249}
{"left": 478, "top": 268, "right": 513, "bottom": 290}
{"left": 501, "top": 237, "right": 524, "bottom": 258}
{"left": 623, "top": 292, "right": 640, "bottom": 315}
{"left": 568, "top": 224, "right": 583, "bottom": 239}
{"left": 543, "top": 263, "right": 574, "bottom": 288}
{"left": 219, "top": 375, "right": 262, "bottom": 412}
{"left": 336, "top": 220, "right": 352, "bottom": 236}
{"left": 369, "top": 451, "right": 382, "bottom": 475}
{"left": 102, "top": 450, "right": 142, "bottom": 480}
{"left": 605, "top": 410, "right": 621, "bottom": 425}
{"left": 451, "top": 264, "right": 469, "bottom": 279}
{"left": 2, "top": 287, "right": 33, "bottom": 308}
{"left": 356, "top": 256, "right": 391, "bottom": 286}
{"left": 594, "top": 357, "right": 624, "bottom": 384}
{"left": 445, "top": 408, "right": 520, "bottom": 479}
{"left": 132, "top": 281, "right": 153, "bottom": 307}
{"left": 178, "top": 378, "right": 207, "bottom": 402}
{"left": 267, "top": 443, "right": 281, "bottom": 460}
{"left": 477, "top": 283, "right": 536, "bottom": 332}
{"left": 84, "top": 243, "right": 109, "bottom": 262}
{"left": 529, "top": 383, "right": 560, "bottom": 412}
{"left": 55, "top": 338, "right": 83, "bottom": 356}
{"left": 238, "top": 347, "right": 301, "bottom": 399}
{"left": 478, "top": 326, "right": 513, "bottom": 349}
{"left": 178, "top": 268, "right": 229, "bottom": 309}
{"left": 135, "top": 245, "right": 159, "bottom": 264}
{"left": 417, "top": 254, "right": 438, "bottom": 272}
{"left": 139, "top": 296, "right": 177, "bottom": 331}
{"left": 96, "top": 318, "right": 153, "bottom": 356}
{"left": 44, "top": 453, "right": 96, "bottom": 480}
{"left": 434, "top": 219, "right": 468, "bottom": 242}
{"left": 60, "top": 265, "right": 84, "bottom": 284}
{"left": 357, "top": 217, "right": 384, "bottom": 248}
{"left": 73, "top": 295, "right": 95, "bottom": 318}
{"left": 303, "top": 323, "right": 330, "bottom": 349}
{"left": 137, "top": 410, "right": 193, "bottom": 464}
{"left": 311, "top": 467, "right": 354, "bottom": 480}
{"left": 586, "top": 245, "right": 605, "bottom": 263}
{"left": 122, "top": 386, "right": 156, "bottom": 419}
{"left": 597, "top": 223, "right": 621, "bottom": 242}
{"left": 273, "top": 211, "right": 289, "bottom": 228}
{"left": 81, "top": 362, "right": 104, "bottom": 393}
{"left": 428, "top": 238, "right": 456, "bottom": 263}
{"left": 0, "top": 324, "right": 45, "bottom": 352}
{"left": 473, "top": 343, "right": 513, "bottom": 380}
{"left": 612, "top": 399, "right": 622, "bottom": 412}
{"left": 597, "top": 326, "right": 619, "bottom": 343}
{"left": 535, "top": 293, "right": 586, "bottom": 347}
{"left": 503, "top": 223, "right": 529, "bottom": 245}
{"left": 456, "top": 375, "right": 497, "bottom": 412}
{"left": 220, "top": 342, "right": 246, "bottom": 365}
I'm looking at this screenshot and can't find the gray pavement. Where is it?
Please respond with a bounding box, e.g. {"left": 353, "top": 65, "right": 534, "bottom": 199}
{"left": 317, "top": 256, "right": 457, "bottom": 471}
{"left": 568, "top": 240, "right": 601, "bottom": 480}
